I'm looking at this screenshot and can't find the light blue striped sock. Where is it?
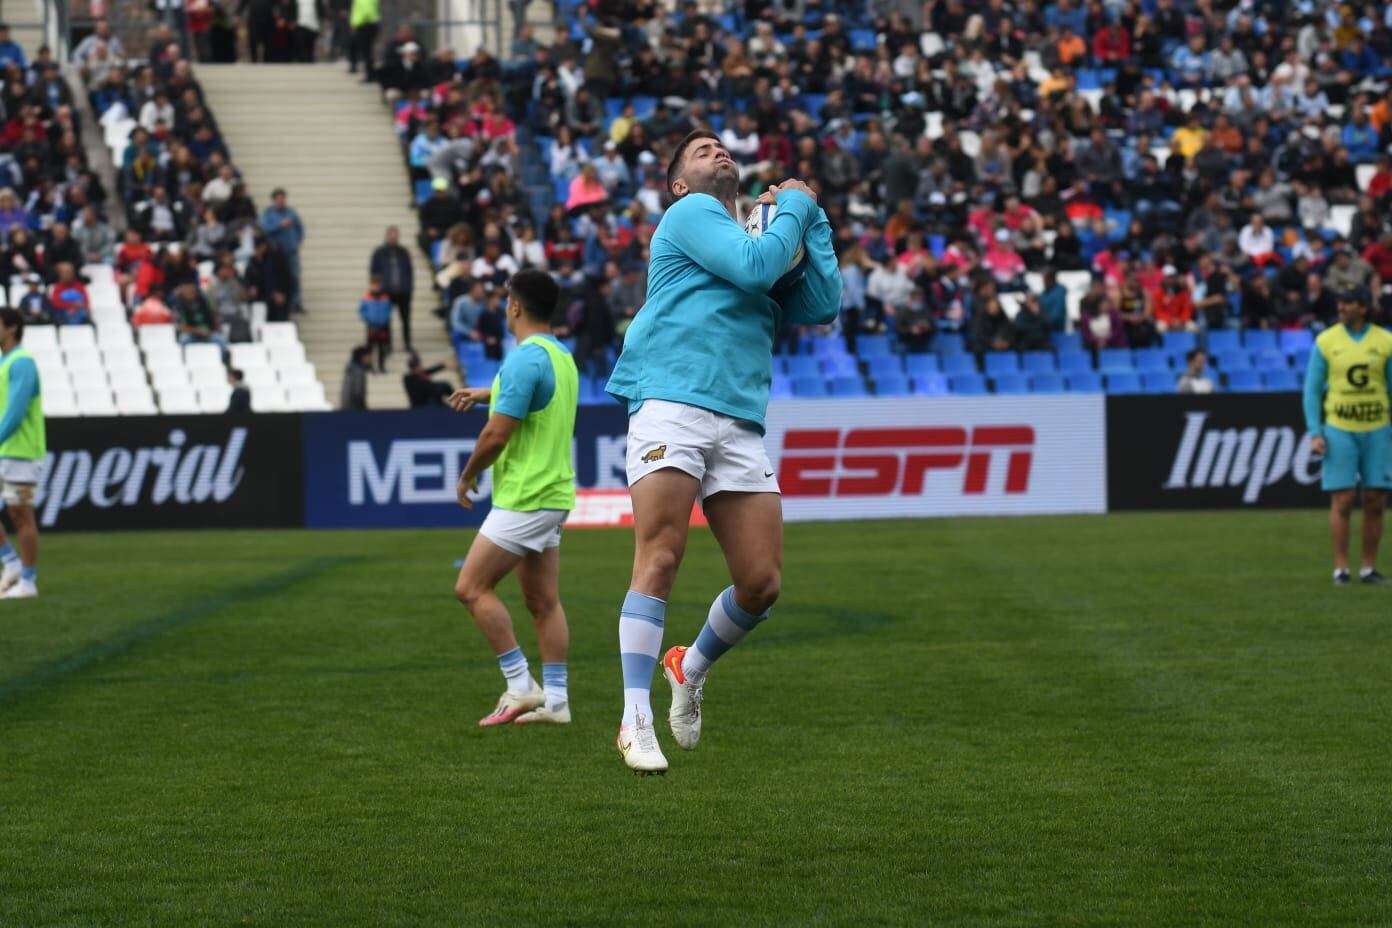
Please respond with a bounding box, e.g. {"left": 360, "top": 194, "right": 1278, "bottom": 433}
{"left": 542, "top": 662, "right": 568, "bottom": 710}
{"left": 682, "top": 586, "right": 769, "bottom": 682}
{"left": 497, "top": 646, "right": 531, "bottom": 695}
{"left": 19, "top": 566, "right": 36, "bottom": 585}
{"left": 0, "top": 543, "right": 17, "bottom": 566}
{"left": 619, "top": 590, "right": 665, "bottom": 728}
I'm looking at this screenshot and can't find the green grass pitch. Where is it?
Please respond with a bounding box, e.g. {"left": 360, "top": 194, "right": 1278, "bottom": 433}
{"left": 2, "top": 514, "right": 1391, "bottom": 926}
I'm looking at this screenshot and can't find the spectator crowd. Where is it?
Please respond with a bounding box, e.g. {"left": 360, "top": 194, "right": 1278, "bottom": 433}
{"left": 351, "top": 0, "right": 1392, "bottom": 389}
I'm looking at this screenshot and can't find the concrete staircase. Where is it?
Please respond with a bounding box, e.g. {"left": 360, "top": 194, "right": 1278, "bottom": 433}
{"left": 194, "top": 63, "right": 447, "bottom": 409}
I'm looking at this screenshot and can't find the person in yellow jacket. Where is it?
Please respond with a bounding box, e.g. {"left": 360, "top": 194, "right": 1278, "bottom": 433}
{"left": 1304, "top": 285, "right": 1392, "bottom": 585}
{"left": 0, "top": 308, "right": 45, "bottom": 599}
{"left": 448, "top": 270, "right": 579, "bottom": 727}
{"left": 348, "top": 0, "right": 379, "bottom": 80}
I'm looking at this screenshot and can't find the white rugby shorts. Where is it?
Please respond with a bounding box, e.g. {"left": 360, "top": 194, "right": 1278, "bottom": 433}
{"left": 626, "top": 399, "right": 780, "bottom": 500}
{"left": 0, "top": 458, "right": 43, "bottom": 508}
{"left": 480, "top": 506, "right": 568, "bottom": 556}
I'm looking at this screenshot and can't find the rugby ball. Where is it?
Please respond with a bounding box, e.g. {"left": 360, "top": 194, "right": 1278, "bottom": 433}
{"left": 743, "top": 201, "right": 808, "bottom": 291}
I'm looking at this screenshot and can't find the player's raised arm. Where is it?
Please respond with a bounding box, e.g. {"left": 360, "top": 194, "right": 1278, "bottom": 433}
{"left": 661, "top": 191, "right": 818, "bottom": 294}
{"left": 774, "top": 207, "right": 842, "bottom": 327}
{"left": 660, "top": 132, "right": 819, "bottom": 293}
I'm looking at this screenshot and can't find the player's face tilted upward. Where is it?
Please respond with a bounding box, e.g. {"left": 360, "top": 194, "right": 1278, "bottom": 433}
{"left": 669, "top": 138, "right": 738, "bottom": 199}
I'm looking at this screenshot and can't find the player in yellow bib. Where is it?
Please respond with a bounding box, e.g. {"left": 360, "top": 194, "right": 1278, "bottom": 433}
{"left": 0, "top": 308, "right": 45, "bottom": 599}
{"left": 1303, "top": 285, "right": 1392, "bottom": 585}
{"left": 449, "top": 270, "right": 580, "bottom": 724}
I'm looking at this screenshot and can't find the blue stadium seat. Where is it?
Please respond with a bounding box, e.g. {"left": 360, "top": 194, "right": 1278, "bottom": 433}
{"left": 1161, "top": 330, "right": 1198, "bottom": 355}
{"left": 1104, "top": 209, "right": 1131, "bottom": 243}
{"left": 912, "top": 373, "right": 949, "bottom": 396}
{"left": 785, "top": 356, "right": 820, "bottom": 378}
{"left": 874, "top": 376, "right": 911, "bottom": 397}
{"left": 1053, "top": 332, "right": 1084, "bottom": 353}
{"left": 1254, "top": 349, "right": 1289, "bottom": 372}
{"left": 1226, "top": 370, "right": 1262, "bottom": 392}
{"left": 865, "top": 355, "right": 905, "bottom": 380}
{"left": 829, "top": 375, "right": 868, "bottom": 397}
{"left": 1098, "top": 348, "right": 1134, "bottom": 373}
{"left": 414, "top": 179, "right": 434, "bottom": 205}
{"left": 1141, "top": 371, "right": 1176, "bottom": 393}
{"left": 631, "top": 96, "right": 658, "bottom": 119}
{"left": 792, "top": 376, "right": 829, "bottom": 398}
{"left": 1022, "top": 352, "right": 1056, "bottom": 374}
{"left": 1058, "top": 351, "right": 1093, "bottom": 373}
{"left": 1280, "top": 329, "right": 1314, "bottom": 355}
{"left": 1105, "top": 372, "right": 1143, "bottom": 394}
{"left": 1133, "top": 349, "right": 1170, "bottom": 372}
{"left": 949, "top": 373, "right": 988, "bottom": 395}
{"left": 714, "top": 12, "right": 738, "bottom": 32}
{"left": 822, "top": 356, "right": 860, "bottom": 377}
{"left": 856, "top": 334, "right": 891, "bottom": 358}
{"left": 799, "top": 93, "right": 828, "bottom": 118}
{"left": 904, "top": 354, "right": 940, "bottom": 376}
{"left": 604, "top": 98, "right": 626, "bottom": 119}
{"left": 466, "top": 362, "right": 499, "bottom": 387}
{"left": 1215, "top": 351, "right": 1252, "bottom": 371}
{"left": 769, "top": 376, "right": 794, "bottom": 399}
{"left": 933, "top": 332, "right": 966, "bottom": 354}
{"left": 1076, "top": 69, "right": 1102, "bottom": 90}
{"left": 984, "top": 353, "right": 1020, "bottom": 376}
{"left": 1030, "top": 373, "right": 1066, "bottom": 393}
{"left": 942, "top": 354, "right": 979, "bottom": 375}
{"left": 1289, "top": 349, "right": 1311, "bottom": 373}
{"left": 1263, "top": 370, "right": 1300, "bottom": 392}
{"left": 849, "top": 28, "right": 878, "bottom": 51}
{"left": 1066, "top": 372, "right": 1104, "bottom": 392}
{"left": 1242, "top": 329, "right": 1279, "bottom": 353}
{"left": 810, "top": 336, "right": 844, "bottom": 357}
{"left": 1206, "top": 329, "right": 1242, "bottom": 355}
{"left": 992, "top": 374, "right": 1030, "bottom": 395}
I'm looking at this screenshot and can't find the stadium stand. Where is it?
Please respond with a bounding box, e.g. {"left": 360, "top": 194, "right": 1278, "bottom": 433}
{"left": 19, "top": 1, "right": 1392, "bottom": 410}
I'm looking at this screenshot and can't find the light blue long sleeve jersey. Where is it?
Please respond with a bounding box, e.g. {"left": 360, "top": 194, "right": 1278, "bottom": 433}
{"left": 0, "top": 352, "right": 39, "bottom": 452}
{"left": 605, "top": 189, "right": 841, "bottom": 433}
{"left": 1302, "top": 325, "right": 1392, "bottom": 435}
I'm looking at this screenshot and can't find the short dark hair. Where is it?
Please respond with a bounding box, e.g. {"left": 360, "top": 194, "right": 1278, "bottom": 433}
{"left": 228, "top": 367, "right": 244, "bottom": 382}
{"left": 0, "top": 307, "right": 23, "bottom": 340}
{"left": 667, "top": 130, "right": 721, "bottom": 197}
{"left": 508, "top": 269, "right": 559, "bottom": 323}
{"left": 1186, "top": 348, "right": 1205, "bottom": 364}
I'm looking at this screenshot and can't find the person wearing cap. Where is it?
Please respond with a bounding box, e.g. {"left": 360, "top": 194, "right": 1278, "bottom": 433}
{"left": 16, "top": 275, "right": 52, "bottom": 326}
{"left": 594, "top": 140, "right": 633, "bottom": 198}
{"left": 1304, "top": 284, "right": 1392, "bottom": 585}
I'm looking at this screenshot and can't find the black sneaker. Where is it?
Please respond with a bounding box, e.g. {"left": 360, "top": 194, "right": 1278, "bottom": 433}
{"left": 1361, "top": 570, "right": 1392, "bottom": 585}
{"left": 1334, "top": 570, "right": 1353, "bottom": 586}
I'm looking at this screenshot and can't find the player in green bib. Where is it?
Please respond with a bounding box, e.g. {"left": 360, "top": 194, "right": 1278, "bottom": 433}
{"left": 450, "top": 270, "right": 579, "bottom": 725}
{"left": 0, "top": 308, "right": 45, "bottom": 599}
{"left": 1303, "top": 285, "right": 1392, "bottom": 586}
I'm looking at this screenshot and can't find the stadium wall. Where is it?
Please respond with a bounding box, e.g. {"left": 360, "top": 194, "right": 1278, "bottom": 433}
{"left": 31, "top": 395, "right": 1320, "bottom": 531}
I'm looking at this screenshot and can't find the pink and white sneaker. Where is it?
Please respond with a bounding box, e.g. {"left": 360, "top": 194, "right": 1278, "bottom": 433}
{"left": 478, "top": 678, "right": 544, "bottom": 727}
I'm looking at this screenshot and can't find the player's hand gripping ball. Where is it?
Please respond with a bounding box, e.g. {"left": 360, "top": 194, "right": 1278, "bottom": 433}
{"left": 744, "top": 197, "right": 808, "bottom": 292}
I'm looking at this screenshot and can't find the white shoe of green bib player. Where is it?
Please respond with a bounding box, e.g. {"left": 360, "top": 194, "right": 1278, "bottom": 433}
{"left": 515, "top": 702, "right": 571, "bottom": 724}
{"left": 616, "top": 710, "right": 668, "bottom": 775}
{"left": 0, "top": 562, "right": 19, "bottom": 593}
{"left": 2, "top": 580, "right": 37, "bottom": 599}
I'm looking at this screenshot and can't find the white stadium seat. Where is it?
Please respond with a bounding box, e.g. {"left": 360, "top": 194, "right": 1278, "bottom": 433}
{"left": 260, "top": 322, "right": 299, "bottom": 345}
{"left": 45, "top": 392, "right": 79, "bottom": 417}
{"left": 64, "top": 346, "right": 104, "bottom": 371}
{"left": 156, "top": 389, "right": 201, "bottom": 415}
{"left": 83, "top": 264, "right": 115, "bottom": 286}
{"left": 250, "top": 385, "right": 289, "bottom": 412}
{"left": 278, "top": 364, "right": 319, "bottom": 388}
{"left": 184, "top": 343, "right": 225, "bottom": 370}
{"left": 197, "top": 385, "right": 232, "bottom": 413}
{"left": 69, "top": 367, "right": 111, "bottom": 393}
{"left": 108, "top": 366, "right": 151, "bottom": 393}
{"left": 267, "top": 341, "right": 307, "bottom": 368}
{"left": 1357, "top": 164, "right": 1377, "bottom": 191}
{"left": 229, "top": 343, "right": 270, "bottom": 369}
{"left": 24, "top": 326, "right": 59, "bottom": 354}
{"left": 1329, "top": 205, "right": 1356, "bottom": 238}
{"left": 96, "top": 322, "right": 136, "bottom": 348}
{"left": 76, "top": 390, "right": 118, "bottom": 417}
{"left": 286, "top": 382, "right": 331, "bottom": 412}
{"left": 114, "top": 392, "right": 158, "bottom": 416}
{"left": 143, "top": 344, "right": 184, "bottom": 370}
{"left": 137, "top": 324, "right": 178, "bottom": 349}
{"left": 58, "top": 326, "right": 98, "bottom": 352}
{"left": 102, "top": 344, "right": 143, "bottom": 369}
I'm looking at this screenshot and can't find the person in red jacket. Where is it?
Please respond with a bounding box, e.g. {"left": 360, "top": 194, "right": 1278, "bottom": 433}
{"left": 1150, "top": 265, "right": 1196, "bottom": 332}
{"left": 47, "top": 262, "right": 90, "bottom": 324}
{"left": 1093, "top": 21, "right": 1130, "bottom": 64}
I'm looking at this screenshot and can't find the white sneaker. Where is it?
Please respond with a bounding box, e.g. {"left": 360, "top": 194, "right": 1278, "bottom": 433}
{"left": 478, "top": 678, "right": 544, "bottom": 727}
{"left": 0, "top": 561, "right": 19, "bottom": 592}
{"left": 515, "top": 702, "right": 572, "bottom": 724}
{"left": 2, "top": 580, "right": 37, "bottom": 599}
{"left": 616, "top": 709, "right": 668, "bottom": 775}
{"left": 662, "top": 646, "right": 704, "bottom": 750}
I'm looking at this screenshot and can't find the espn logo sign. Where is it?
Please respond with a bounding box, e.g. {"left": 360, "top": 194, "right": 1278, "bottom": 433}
{"left": 778, "top": 427, "right": 1035, "bottom": 497}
